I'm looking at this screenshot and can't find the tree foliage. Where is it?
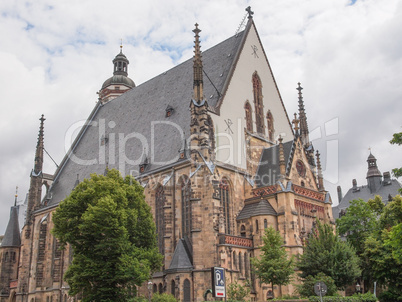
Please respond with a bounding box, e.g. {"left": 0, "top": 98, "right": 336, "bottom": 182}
{"left": 336, "top": 199, "right": 379, "bottom": 289}
{"left": 363, "top": 196, "right": 402, "bottom": 299}
{"left": 298, "top": 221, "right": 361, "bottom": 289}
{"left": 336, "top": 199, "right": 378, "bottom": 256}
{"left": 390, "top": 131, "right": 402, "bottom": 180}
{"left": 52, "top": 169, "right": 162, "bottom": 302}
{"left": 252, "top": 226, "right": 295, "bottom": 294}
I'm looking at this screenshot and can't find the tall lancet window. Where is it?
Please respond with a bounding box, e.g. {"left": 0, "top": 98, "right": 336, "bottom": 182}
{"left": 36, "top": 216, "right": 48, "bottom": 287}
{"left": 181, "top": 177, "right": 192, "bottom": 240}
{"left": 266, "top": 110, "right": 274, "bottom": 141}
{"left": 155, "top": 185, "right": 165, "bottom": 255}
{"left": 244, "top": 101, "right": 253, "bottom": 132}
{"left": 252, "top": 72, "right": 265, "bottom": 135}
{"left": 220, "top": 178, "right": 231, "bottom": 234}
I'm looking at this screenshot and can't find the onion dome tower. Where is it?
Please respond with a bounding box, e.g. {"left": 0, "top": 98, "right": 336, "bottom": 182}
{"left": 98, "top": 45, "right": 135, "bottom": 104}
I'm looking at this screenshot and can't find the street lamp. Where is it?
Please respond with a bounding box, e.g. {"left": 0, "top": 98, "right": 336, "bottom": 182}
{"left": 355, "top": 282, "right": 361, "bottom": 294}
{"left": 147, "top": 281, "right": 152, "bottom": 302}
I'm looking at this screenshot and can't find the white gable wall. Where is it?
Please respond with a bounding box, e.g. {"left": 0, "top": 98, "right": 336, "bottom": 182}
{"left": 212, "top": 23, "right": 294, "bottom": 170}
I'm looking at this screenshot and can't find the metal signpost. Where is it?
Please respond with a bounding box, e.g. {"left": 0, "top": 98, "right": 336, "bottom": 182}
{"left": 314, "top": 281, "right": 327, "bottom": 302}
{"left": 211, "top": 267, "right": 226, "bottom": 299}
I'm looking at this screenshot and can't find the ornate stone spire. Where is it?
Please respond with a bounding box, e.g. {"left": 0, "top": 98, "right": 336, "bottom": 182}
{"left": 193, "top": 23, "right": 204, "bottom": 103}
{"left": 297, "top": 83, "right": 309, "bottom": 146}
{"left": 316, "top": 150, "right": 324, "bottom": 191}
{"left": 26, "top": 115, "right": 46, "bottom": 232}
{"left": 34, "top": 115, "right": 45, "bottom": 175}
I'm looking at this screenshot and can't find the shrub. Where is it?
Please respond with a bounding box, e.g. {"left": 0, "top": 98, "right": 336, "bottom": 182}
{"left": 308, "top": 292, "right": 377, "bottom": 302}
{"left": 151, "top": 293, "right": 177, "bottom": 302}
{"left": 296, "top": 273, "right": 337, "bottom": 297}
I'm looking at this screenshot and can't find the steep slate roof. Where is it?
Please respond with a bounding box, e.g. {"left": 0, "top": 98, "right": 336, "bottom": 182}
{"left": 255, "top": 140, "right": 294, "bottom": 187}
{"left": 237, "top": 199, "right": 277, "bottom": 220}
{"left": 47, "top": 30, "right": 246, "bottom": 206}
{"left": 332, "top": 179, "right": 401, "bottom": 219}
{"left": 1, "top": 206, "right": 21, "bottom": 247}
{"left": 166, "top": 239, "right": 193, "bottom": 273}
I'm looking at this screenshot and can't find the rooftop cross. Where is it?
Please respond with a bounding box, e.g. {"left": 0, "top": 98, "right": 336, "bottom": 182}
{"left": 246, "top": 6, "right": 254, "bottom": 19}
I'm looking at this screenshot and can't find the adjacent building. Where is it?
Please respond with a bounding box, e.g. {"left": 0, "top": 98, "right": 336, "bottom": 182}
{"left": 332, "top": 152, "right": 401, "bottom": 219}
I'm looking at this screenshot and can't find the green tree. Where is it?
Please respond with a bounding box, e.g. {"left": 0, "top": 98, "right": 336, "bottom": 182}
{"left": 336, "top": 199, "right": 379, "bottom": 291}
{"left": 298, "top": 221, "right": 361, "bottom": 289}
{"left": 336, "top": 199, "right": 378, "bottom": 256}
{"left": 52, "top": 169, "right": 163, "bottom": 302}
{"left": 252, "top": 227, "right": 295, "bottom": 297}
{"left": 295, "top": 272, "right": 337, "bottom": 298}
{"left": 363, "top": 196, "right": 402, "bottom": 299}
{"left": 390, "top": 131, "right": 402, "bottom": 180}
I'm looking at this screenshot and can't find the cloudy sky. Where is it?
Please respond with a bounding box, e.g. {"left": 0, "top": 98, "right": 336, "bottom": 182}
{"left": 1, "top": 0, "right": 401, "bottom": 233}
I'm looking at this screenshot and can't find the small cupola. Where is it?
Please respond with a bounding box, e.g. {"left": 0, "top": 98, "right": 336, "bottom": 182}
{"left": 98, "top": 44, "right": 136, "bottom": 104}
{"left": 113, "top": 47, "right": 129, "bottom": 77}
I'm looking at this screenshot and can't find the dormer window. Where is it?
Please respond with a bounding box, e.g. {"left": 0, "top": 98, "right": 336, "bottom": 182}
{"left": 166, "top": 105, "right": 174, "bottom": 117}
{"left": 139, "top": 154, "right": 149, "bottom": 173}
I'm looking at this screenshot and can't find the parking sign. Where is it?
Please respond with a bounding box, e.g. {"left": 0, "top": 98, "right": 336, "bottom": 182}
{"left": 211, "top": 267, "right": 226, "bottom": 298}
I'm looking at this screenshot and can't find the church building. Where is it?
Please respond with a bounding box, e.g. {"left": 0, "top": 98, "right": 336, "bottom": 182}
{"left": 0, "top": 9, "right": 334, "bottom": 302}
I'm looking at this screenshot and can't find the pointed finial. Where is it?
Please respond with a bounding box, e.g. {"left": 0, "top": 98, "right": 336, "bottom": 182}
{"left": 193, "top": 23, "right": 204, "bottom": 102}
{"left": 15, "top": 186, "right": 18, "bottom": 206}
{"left": 246, "top": 6, "right": 254, "bottom": 19}
{"left": 292, "top": 113, "right": 300, "bottom": 133}
{"left": 120, "top": 39, "right": 123, "bottom": 53}
{"left": 297, "top": 82, "right": 305, "bottom": 111}
{"left": 316, "top": 150, "right": 324, "bottom": 190}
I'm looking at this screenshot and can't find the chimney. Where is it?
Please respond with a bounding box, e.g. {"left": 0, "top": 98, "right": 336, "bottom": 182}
{"left": 352, "top": 179, "right": 357, "bottom": 187}
{"left": 337, "top": 186, "right": 343, "bottom": 203}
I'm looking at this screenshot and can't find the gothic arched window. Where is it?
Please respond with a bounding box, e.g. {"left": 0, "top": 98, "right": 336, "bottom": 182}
{"left": 266, "top": 110, "right": 274, "bottom": 141}
{"left": 252, "top": 72, "right": 265, "bottom": 135}
{"left": 240, "top": 225, "right": 246, "bottom": 237}
{"left": 36, "top": 217, "right": 48, "bottom": 287}
{"left": 155, "top": 185, "right": 165, "bottom": 255}
{"left": 245, "top": 253, "right": 249, "bottom": 278}
{"left": 181, "top": 177, "right": 192, "bottom": 240}
{"left": 233, "top": 251, "right": 237, "bottom": 269}
{"left": 239, "top": 252, "right": 243, "bottom": 275}
{"left": 244, "top": 101, "right": 253, "bottom": 132}
{"left": 183, "top": 279, "right": 191, "bottom": 302}
{"left": 52, "top": 238, "right": 62, "bottom": 282}
{"left": 220, "top": 179, "right": 231, "bottom": 234}
{"left": 171, "top": 280, "right": 175, "bottom": 296}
